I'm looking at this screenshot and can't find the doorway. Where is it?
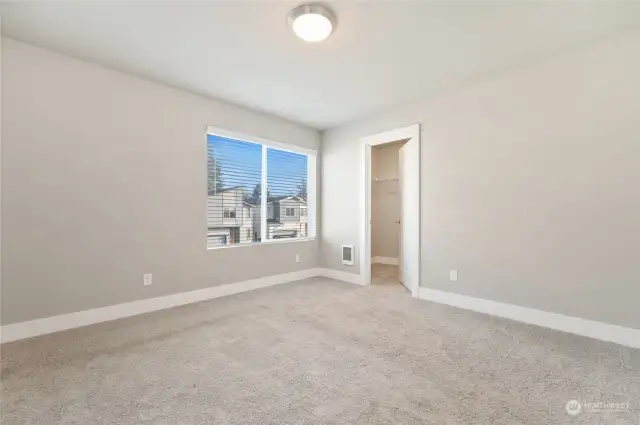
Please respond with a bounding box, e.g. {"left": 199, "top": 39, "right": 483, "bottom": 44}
{"left": 370, "top": 141, "right": 406, "bottom": 289}
{"left": 360, "top": 124, "right": 420, "bottom": 297}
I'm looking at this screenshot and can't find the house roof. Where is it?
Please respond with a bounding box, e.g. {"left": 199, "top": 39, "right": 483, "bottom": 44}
{"left": 207, "top": 186, "right": 244, "bottom": 196}
{"left": 268, "top": 196, "right": 307, "bottom": 204}
{"left": 207, "top": 188, "right": 306, "bottom": 206}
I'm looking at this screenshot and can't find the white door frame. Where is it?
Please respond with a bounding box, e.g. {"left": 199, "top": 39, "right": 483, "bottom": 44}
{"left": 360, "top": 124, "right": 421, "bottom": 297}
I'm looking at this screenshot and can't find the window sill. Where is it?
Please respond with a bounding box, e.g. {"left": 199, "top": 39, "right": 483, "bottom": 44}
{"left": 207, "top": 237, "right": 316, "bottom": 251}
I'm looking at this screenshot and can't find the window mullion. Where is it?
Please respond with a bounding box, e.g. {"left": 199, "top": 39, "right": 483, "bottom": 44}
{"left": 260, "top": 144, "right": 268, "bottom": 242}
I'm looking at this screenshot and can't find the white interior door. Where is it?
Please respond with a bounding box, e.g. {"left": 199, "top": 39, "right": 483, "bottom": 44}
{"left": 398, "top": 144, "right": 411, "bottom": 291}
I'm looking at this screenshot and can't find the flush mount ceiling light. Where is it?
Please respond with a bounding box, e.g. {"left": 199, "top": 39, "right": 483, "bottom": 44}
{"left": 288, "top": 4, "right": 336, "bottom": 42}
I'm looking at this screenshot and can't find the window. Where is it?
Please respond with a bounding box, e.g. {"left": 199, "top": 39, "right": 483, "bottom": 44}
{"left": 207, "top": 127, "right": 315, "bottom": 248}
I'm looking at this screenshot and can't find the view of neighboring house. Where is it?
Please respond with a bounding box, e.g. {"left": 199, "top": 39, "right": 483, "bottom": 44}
{"left": 207, "top": 187, "right": 255, "bottom": 248}
{"left": 253, "top": 196, "right": 308, "bottom": 240}
{"left": 208, "top": 189, "right": 308, "bottom": 247}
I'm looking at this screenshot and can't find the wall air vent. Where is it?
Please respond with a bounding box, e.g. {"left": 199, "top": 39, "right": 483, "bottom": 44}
{"left": 342, "top": 245, "right": 354, "bottom": 266}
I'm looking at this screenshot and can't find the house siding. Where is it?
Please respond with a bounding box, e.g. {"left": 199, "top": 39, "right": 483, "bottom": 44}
{"left": 207, "top": 188, "right": 255, "bottom": 246}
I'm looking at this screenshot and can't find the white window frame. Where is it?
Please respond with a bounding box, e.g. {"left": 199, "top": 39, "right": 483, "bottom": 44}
{"left": 285, "top": 207, "right": 296, "bottom": 217}
{"left": 206, "top": 126, "right": 316, "bottom": 250}
{"left": 223, "top": 208, "right": 236, "bottom": 219}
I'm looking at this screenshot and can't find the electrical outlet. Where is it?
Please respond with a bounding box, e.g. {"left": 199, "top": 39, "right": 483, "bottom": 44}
{"left": 449, "top": 270, "right": 458, "bottom": 282}
{"left": 295, "top": 253, "right": 300, "bottom": 263}
{"left": 143, "top": 273, "right": 153, "bottom": 286}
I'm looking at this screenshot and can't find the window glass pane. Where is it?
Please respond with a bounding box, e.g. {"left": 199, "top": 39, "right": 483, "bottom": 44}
{"left": 207, "top": 135, "right": 262, "bottom": 247}
{"left": 265, "top": 148, "right": 309, "bottom": 240}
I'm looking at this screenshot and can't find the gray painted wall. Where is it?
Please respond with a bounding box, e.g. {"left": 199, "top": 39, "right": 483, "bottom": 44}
{"left": 371, "top": 144, "right": 400, "bottom": 259}
{"left": 321, "top": 33, "right": 640, "bottom": 328}
{"left": 1, "top": 38, "right": 320, "bottom": 325}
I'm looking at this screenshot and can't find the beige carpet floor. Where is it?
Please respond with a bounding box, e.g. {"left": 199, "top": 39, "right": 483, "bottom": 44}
{"left": 2, "top": 265, "right": 639, "bottom": 424}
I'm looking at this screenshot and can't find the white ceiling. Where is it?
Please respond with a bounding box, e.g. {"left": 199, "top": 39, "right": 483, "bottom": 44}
{"left": 1, "top": 1, "right": 639, "bottom": 130}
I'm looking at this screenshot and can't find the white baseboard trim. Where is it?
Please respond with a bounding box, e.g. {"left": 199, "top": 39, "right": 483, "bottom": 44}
{"left": 318, "top": 268, "right": 364, "bottom": 285}
{"left": 419, "top": 288, "right": 640, "bottom": 349}
{"left": 372, "top": 256, "right": 398, "bottom": 266}
{"left": 1, "top": 268, "right": 323, "bottom": 344}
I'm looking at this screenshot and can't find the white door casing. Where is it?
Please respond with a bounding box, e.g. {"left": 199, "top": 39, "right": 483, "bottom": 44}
{"left": 398, "top": 143, "right": 408, "bottom": 290}
{"left": 360, "top": 124, "right": 420, "bottom": 297}
{"left": 397, "top": 144, "right": 403, "bottom": 284}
